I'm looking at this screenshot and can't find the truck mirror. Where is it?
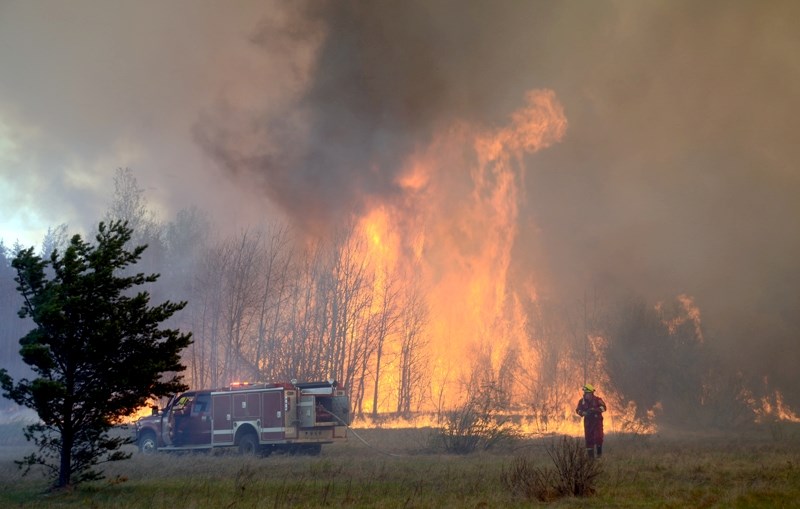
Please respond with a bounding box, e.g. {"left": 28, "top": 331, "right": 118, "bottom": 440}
{"left": 151, "top": 406, "right": 159, "bottom": 416}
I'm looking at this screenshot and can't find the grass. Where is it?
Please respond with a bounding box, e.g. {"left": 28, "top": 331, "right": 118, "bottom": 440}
{"left": 0, "top": 424, "right": 799, "bottom": 508}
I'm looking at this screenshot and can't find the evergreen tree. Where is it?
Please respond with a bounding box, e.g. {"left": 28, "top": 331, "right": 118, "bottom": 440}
{"left": 0, "top": 221, "right": 192, "bottom": 488}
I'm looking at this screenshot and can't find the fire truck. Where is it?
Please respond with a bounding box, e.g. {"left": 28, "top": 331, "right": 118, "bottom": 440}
{"left": 134, "top": 380, "right": 349, "bottom": 455}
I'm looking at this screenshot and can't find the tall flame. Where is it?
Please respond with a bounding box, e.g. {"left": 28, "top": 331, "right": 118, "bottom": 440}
{"left": 354, "top": 90, "right": 575, "bottom": 418}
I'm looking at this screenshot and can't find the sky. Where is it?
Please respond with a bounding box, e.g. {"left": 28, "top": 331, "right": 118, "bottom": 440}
{"left": 0, "top": 0, "right": 292, "bottom": 246}
{"left": 1, "top": 1, "right": 799, "bottom": 389}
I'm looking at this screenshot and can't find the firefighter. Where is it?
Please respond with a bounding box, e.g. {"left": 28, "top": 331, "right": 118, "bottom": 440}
{"left": 576, "top": 384, "right": 606, "bottom": 458}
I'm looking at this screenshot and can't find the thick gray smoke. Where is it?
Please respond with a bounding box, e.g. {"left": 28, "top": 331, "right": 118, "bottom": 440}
{"left": 1, "top": 1, "right": 797, "bottom": 411}
{"left": 198, "top": 1, "right": 800, "bottom": 405}
{"left": 512, "top": 1, "right": 800, "bottom": 402}
{"left": 197, "top": 1, "right": 571, "bottom": 232}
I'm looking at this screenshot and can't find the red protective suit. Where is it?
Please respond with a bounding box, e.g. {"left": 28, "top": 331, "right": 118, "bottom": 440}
{"left": 576, "top": 394, "right": 606, "bottom": 448}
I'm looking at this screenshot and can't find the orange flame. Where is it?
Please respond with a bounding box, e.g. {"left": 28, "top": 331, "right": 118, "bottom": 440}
{"left": 659, "top": 293, "right": 705, "bottom": 342}
{"left": 746, "top": 386, "right": 800, "bottom": 424}
{"left": 346, "top": 91, "right": 662, "bottom": 433}
{"left": 353, "top": 91, "right": 604, "bottom": 425}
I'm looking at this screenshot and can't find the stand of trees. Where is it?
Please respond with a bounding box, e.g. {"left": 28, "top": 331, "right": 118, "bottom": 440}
{"left": 185, "top": 225, "right": 430, "bottom": 417}
{"left": 1, "top": 169, "right": 794, "bottom": 432}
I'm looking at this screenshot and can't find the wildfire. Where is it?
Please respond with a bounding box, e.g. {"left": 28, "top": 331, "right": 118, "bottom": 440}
{"left": 759, "top": 392, "right": 800, "bottom": 423}
{"left": 338, "top": 90, "right": 676, "bottom": 435}
{"left": 743, "top": 382, "right": 800, "bottom": 424}
{"left": 659, "top": 293, "right": 705, "bottom": 342}
{"left": 117, "top": 399, "right": 161, "bottom": 424}
{"left": 342, "top": 90, "right": 606, "bottom": 429}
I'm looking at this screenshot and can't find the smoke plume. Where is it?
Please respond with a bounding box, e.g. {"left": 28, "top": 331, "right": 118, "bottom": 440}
{"left": 198, "top": 0, "right": 800, "bottom": 405}
{"left": 2, "top": 1, "right": 798, "bottom": 410}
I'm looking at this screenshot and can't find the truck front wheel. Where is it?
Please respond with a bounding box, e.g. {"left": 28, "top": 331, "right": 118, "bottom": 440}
{"left": 138, "top": 431, "right": 158, "bottom": 454}
{"left": 238, "top": 432, "right": 259, "bottom": 455}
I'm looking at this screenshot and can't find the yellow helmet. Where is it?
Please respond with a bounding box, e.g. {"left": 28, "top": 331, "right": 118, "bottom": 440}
{"left": 582, "top": 384, "right": 595, "bottom": 393}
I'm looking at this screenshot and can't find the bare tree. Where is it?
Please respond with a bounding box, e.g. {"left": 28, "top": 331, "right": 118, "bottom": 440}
{"left": 40, "top": 224, "right": 69, "bottom": 259}
{"left": 396, "top": 276, "right": 430, "bottom": 416}
{"left": 130, "top": 209, "right": 432, "bottom": 422}
{"left": 104, "top": 168, "right": 152, "bottom": 237}
{"left": 191, "top": 241, "right": 226, "bottom": 388}
{"left": 320, "top": 227, "right": 374, "bottom": 407}
{"left": 251, "top": 224, "right": 293, "bottom": 381}
{"left": 163, "top": 208, "right": 211, "bottom": 388}
{"left": 103, "top": 168, "right": 166, "bottom": 297}
{"left": 522, "top": 299, "right": 581, "bottom": 431}
{"left": 162, "top": 207, "right": 210, "bottom": 301}
{"left": 369, "top": 270, "right": 401, "bottom": 417}
{"left": 217, "top": 230, "right": 263, "bottom": 383}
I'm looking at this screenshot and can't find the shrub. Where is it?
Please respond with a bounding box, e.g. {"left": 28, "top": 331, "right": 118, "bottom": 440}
{"left": 501, "top": 454, "right": 557, "bottom": 501}
{"left": 432, "top": 383, "right": 520, "bottom": 454}
{"left": 546, "top": 435, "right": 602, "bottom": 496}
{"left": 502, "top": 436, "right": 602, "bottom": 501}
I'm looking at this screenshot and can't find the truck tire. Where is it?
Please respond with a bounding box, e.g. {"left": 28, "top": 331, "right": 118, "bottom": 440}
{"left": 138, "top": 431, "right": 158, "bottom": 454}
{"left": 238, "top": 431, "right": 259, "bottom": 455}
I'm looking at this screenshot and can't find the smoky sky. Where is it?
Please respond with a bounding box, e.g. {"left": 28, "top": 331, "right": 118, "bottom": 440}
{"left": 198, "top": 0, "right": 800, "bottom": 389}
{"left": 1, "top": 1, "right": 798, "bottom": 392}
{"left": 197, "top": 1, "right": 578, "bottom": 232}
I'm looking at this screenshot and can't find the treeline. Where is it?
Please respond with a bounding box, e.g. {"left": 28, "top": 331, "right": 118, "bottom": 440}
{"left": 0, "top": 170, "right": 429, "bottom": 418}
{"left": 178, "top": 225, "right": 430, "bottom": 418}
{"left": 1, "top": 169, "right": 794, "bottom": 427}
{"left": 0, "top": 241, "right": 31, "bottom": 383}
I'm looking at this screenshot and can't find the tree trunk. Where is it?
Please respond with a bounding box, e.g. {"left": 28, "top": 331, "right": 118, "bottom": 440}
{"left": 58, "top": 407, "right": 73, "bottom": 488}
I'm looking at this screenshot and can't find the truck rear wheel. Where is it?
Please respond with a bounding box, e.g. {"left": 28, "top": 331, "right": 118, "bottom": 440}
{"left": 238, "top": 431, "right": 259, "bottom": 455}
{"left": 138, "top": 431, "right": 158, "bottom": 454}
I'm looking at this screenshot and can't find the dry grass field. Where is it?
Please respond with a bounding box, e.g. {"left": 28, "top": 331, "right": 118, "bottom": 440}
{"left": 0, "top": 421, "right": 799, "bottom": 508}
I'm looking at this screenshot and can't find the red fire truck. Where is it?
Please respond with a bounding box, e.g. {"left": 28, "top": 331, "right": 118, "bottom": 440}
{"left": 134, "top": 380, "right": 349, "bottom": 455}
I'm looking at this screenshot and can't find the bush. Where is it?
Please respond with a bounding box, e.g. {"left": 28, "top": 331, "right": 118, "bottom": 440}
{"left": 502, "top": 436, "right": 602, "bottom": 501}
{"left": 502, "top": 454, "right": 557, "bottom": 501}
{"left": 434, "top": 403, "right": 518, "bottom": 454}
{"left": 432, "top": 383, "right": 520, "bottom": 454}
{"left": 546, "top": 435, "right": 602, "bottom": 496}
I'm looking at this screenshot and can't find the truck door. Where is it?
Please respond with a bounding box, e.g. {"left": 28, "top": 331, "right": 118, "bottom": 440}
{"left": 261, "top": 391, "right": 284, "bottom": 441}
{"left": 160, "top": 395, "right": 177, "bottom": 446}
{"left": 212, "top": 393, "right": 234, "bottom": 445}
{"left": 168, "top": 393, "right": 195, "bottom": 446}
{"left": 184, "top": 393, "right": 212, "bottom": 446}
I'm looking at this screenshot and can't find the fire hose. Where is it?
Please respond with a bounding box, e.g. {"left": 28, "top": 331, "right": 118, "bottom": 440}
{"left": 327, "top": 410, "right": 404, "bottom": 458}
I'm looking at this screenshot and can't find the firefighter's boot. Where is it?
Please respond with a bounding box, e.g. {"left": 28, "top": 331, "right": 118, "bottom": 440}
{"left": 586, "top": 447, "right": 595, "bottom": 459}
{"left": 596, "top": 445, "right": 603, "bottom": 458}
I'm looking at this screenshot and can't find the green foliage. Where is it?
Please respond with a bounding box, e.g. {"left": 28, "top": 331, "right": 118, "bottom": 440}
{"left": 0, "top": 221, "right": 192, "bottom": 488}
